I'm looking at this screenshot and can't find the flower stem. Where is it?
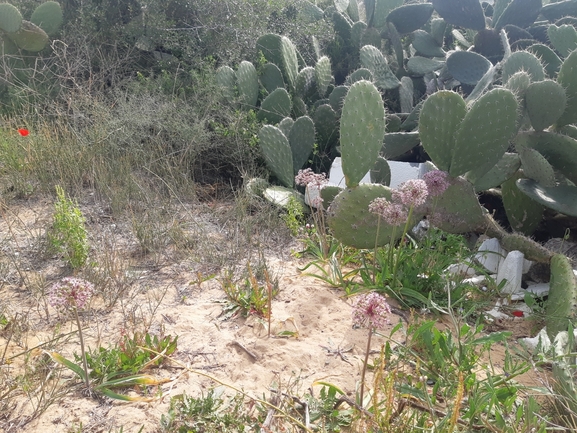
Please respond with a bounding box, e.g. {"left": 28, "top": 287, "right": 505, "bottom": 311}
{"left": 359, "top": 327, "right": 373, "bottom": 407}
{"left": 73, "top": 306, "right": 91, "bottom": 390}
{"left": 391, "top": 205, "right": 414, "bottom": 288}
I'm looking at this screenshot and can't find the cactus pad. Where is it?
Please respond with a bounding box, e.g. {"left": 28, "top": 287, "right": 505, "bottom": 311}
{"left": 295, "top": 66, "right": 316, "bottom": 99}
{"left": 313, "top": 104, "right": 339, "bottom": 152}
{"left": 466, "top": 152, "right": 521, "bottom": 191}
{"left": 446, "top": 51, "right": 492, "bottom": 85}
{"left": 547, "top": 24, "right": 577, "bottom": 58}
{"left": 258, "top": 125, "right": 293, "bottom": 188}
{"left": 7, "top": 20, "right": 49, "bottom": 52}
{"left": 493, "top": 0, "right": 541, "bottom": 30}
{"left": 502, "top": 51, "right": 546, "bottom": 84}
{"left": 360, "top": 45, "right": 400, "bottom": 90}
{"left": 382, "top": 132, "right": 420, "bottom": 160}
{"left": 260, "top": 63, "right": 285, "bottom": 94}
{"left": 516, "top": 179, "right": 577, "bottom": 217}
{"left": 340, "top": 80, "right": 387, "bottom": 188}
{"left": 412, "top": 29, "right": 445, "bottom": 58}
{"left": 289, "top": 116, "right": 315, "bottom": 173}
{"left": 418, "top": 90, "right": 467, "bottom": 172}
{"left": 546, "top": 254, "right": 577, "bottom": 339}
{"left": 501, "top": 172, "right": 545, "bottom": 235}
{"left": 518, "top": 147, "right": 556, "bottom": 187}
{"left": 236, "top": 61, "right": 259, "bottom": 108}
{"left": 527, "top": 43, "right": 562, "bottom": 78}
{"left": 327, "top": 184, "right": 400, "bottom": 249}
{"left": 0, "top": 3, "right": 22, "bottom": 33}
{"left": 370, "top": 157, "right": 391, "bottom": 186}
{"left": 555, "top": 49, "right": 577, "bottom": 127}
{"left": 346, "top": 68, "right": 373, "bottom": 84}
{"left": 30, "top": 1, "right": 63, "bottom": 36}
{"left": 525, "top": 80, "right": 567, "bottom": 131}
{"left": 431, "top": 0, "right": 486, "bottom": 31}
{"left": 315, "top": 56, "right": 332, "bottom": 97}
{"left": 257, "top": 88, "right": 291, "bottom": 124}
{"left": 216, "top": 66, "right": 236, "bottom": 103}
{"left": 451, "top": 88, "right": 518, "bottom": 177}
{"left": 406, "top": 56, "right": 444, "bottom": 75}
{"left": 386, "top": 3, "right": 434, "bottom": 35}
{"left": 500, "top": 232, "right": 553, "bottom": 263}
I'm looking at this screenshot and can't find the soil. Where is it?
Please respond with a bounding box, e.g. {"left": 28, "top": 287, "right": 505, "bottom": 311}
{"left": 0, "top": 195, "right": 550, "bottom": 432}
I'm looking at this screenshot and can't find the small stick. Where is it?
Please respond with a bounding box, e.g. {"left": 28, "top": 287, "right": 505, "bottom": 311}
{"left": 230, "top": 340, "right": 259, "bottom": 361}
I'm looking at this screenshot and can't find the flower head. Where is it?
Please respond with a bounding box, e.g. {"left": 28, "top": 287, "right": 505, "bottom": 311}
{"left": 48, "top": 277, "right": 95, "bottom": 310}
{"left": 368, "top": 197, "right": 407, "bottom": 226}
{"left": 423, "top": 170, "right": 450, "bottom": 197}
{"left": 295, "top": 168, "right": 328, "bottom": 188}
{"left": 394, "top": 179, "right": 429, "bottom": 207}
{"left": 17, "top": 128, "right": 29, "bottom": 137}
{"left": 352, "top": 292, "right": 391, "bottom": 329}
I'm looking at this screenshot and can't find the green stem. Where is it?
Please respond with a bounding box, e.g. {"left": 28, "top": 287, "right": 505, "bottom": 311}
{"left": 359, "top": 327, "right": 373, "bottom": 407}
{"left": 373, "top": 216, "right": 381, "bottom": 284}
{"left": 73, "top": 306, "right": 91, "bottom": 390}
{"left": 391, "top": 205, "right": 414, "bottom": 288}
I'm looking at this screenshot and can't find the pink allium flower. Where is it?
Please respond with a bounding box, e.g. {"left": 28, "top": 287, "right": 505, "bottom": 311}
{"left": 395, "top": 179, "right": 429, "bottom": 207}
{"left": 423, "top": 170, "right": 450, "bottom": 197}
{"left": 294, "top": 168, "right": 328, "bottom": 188}
{"left": 368, "top": 197, "right": 407, "bottom": 226}
{"left": 48, "top": 277, "right": 95, "bottom": 310}
{"left": 352, "top": 292, "right": 391, "bottom": 329}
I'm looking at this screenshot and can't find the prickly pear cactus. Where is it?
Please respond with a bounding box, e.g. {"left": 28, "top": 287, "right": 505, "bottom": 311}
{"left": 555, "top": 49, "right": 577, "bottom": 128}
{"left": 216, "top": 66, "right": 236, "bottom": 103}
{"left": 359, "top": 45, "right": 400, "bottom": 90}
{"left": 288, "top": 116, "right": 315, "bottom": 174}
{"left": 315, "top": 56, "right": 332, "bottom": 98}
{"left": 327, "top": 184, "right": 400, "bottom": 249}
{"left": 500, "top": 232, "right": 554, "bottom": 264}
{"left": 0, "top": 3, "right": 23, "bottom": 33}
{"left": 236, "top": 61, "right": 259, "bottom": 108}
{"left": 525, "top": 80, "right": 567, "bottom": 132}
{"left": 30, "top": 1, "right": 63, "bottom": 36}
{"left": 501, "top": 171, "right": 545, "bottom": 236}
{"left": 257, "top": 88, "right": 291, "bottom": 124}
{"left": 258, "top": 125, "right": 293, "bottom": 188}
{"left": 340, "top": 80, "right": 386, "bottom": 188}
{"left": 546, "top": 254, "right": 577, "bottom": 339}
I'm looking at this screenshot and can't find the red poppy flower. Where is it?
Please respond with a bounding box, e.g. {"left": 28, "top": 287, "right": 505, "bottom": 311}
{"left": 17, "top": 128, "right": 29, "bottom": 137}
{"left": 511, "top": 310, "right": 524, "bottom": 317}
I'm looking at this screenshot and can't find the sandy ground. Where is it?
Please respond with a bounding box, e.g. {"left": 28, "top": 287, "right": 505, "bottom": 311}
{"left": 0, "top": 196, "right": 547, "bottom": 432}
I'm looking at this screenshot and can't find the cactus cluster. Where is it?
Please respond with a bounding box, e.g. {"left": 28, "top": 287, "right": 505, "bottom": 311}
{"left": 0, "top": 1, "right": 62, "bottom": 53}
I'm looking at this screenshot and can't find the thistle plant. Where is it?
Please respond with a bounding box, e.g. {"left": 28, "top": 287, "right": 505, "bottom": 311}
{"left": 48, "top": 277, "right": 95, "bottom": 390}
{"left": 352, "top": 292, "right": 391, "bottom": 407}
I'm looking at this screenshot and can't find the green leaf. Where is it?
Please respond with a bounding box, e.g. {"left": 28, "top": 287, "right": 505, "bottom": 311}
{"left": 48, "top": 351, "right": 87, "bottom": 381}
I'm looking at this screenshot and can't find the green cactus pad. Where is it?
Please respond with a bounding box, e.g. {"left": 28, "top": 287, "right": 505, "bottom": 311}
{"left": 382, "top": 132, "right": 420, "bottom": 160}
{"left": 500, "top": 232, "right": 553, "bottom": 263}
{"left": 555, "top": 49, "right": 577, "bottom": 127}
{"left": 345, "top": 68, "right": 373, "bottom": 85}
{"left": 559, "top": 124, "right": 577, "bottom": 139}
{"left": 30, "top": 1, "right": 63, "bottom": 36}
{"left": 516, "top": 179, "right": 577, "bottom": 217}
{"left": 525, "top": 80, "right": 567, "bottom": 131}
{"left": 546, "top": 254, "right": 577, "bottom": 339}
{"left": 399, "top": 77, "right": 413, "bottom": 113}
{"left": 401, "top": 100, "right": 424, "bottom": 131}
{"left": 446, "top": 51, "right": 492, "bottom": 86}
{"left": 292, "top": 97, "right": 308, "bottom": 118}
{"left": 260, "top": 63, "right": 285, "bottom": 94}
{"left": 373, "top": 0, "right": 403, "bottom": 29}
{"left": 320, "top": 185, "right": 342, "bottom": 209}
{"left": 289, "top": 116, "right": 315, "bottom": 173}
{"left": 7, "top": 20, "right": 49, "bottom": 52}
{"left": 280, "top": 36, "right": 299, "bottom": 91}
{"left": 258, "top": 125, "right": 293, "bottom": 187}
{"left": 432, "top": 0, "right": 486, "bottom": 31}
{"left": 348, "top": 0, "right": 360, "bottom": 21}
{"left": 504, "top": 70, "right": 532, "bottom": 97}
{"left": 257, "top": 88, "right": 292, "bottom": 124}
{"left": 501, "top": 171, "right": 545, "bottom": 235}
{"left": 386, "top": 3, "right": 434, "bottom": 35}
{"left": 547, "top": 24, "right": 577, "bottom": 58}
{"left": 295, "top": 66, "right": 316, "bottom": 99}
{"left": 315, "top": 56, "right": 332, "bottom": 97}
{"left": 0, "top": 3, "right": 23, "bottom": 33}
{"left": 359, "top": 45, "right": 400, "bottom": 90}
{"left": 426, "top": 176, "right": 487, "bottom": 234}
{"left": 412, "top": 29, "right": 446, "bottom": 58}
{"left": 236, "top": 61, "right": 259, "bottom": 108}
{"left": 430, "top": 18, "right": 448, "bottom": 46}
{"left": 256, "top": 34, "right": 283, "bottom": 67}
{"left": 406, "top": 56, "right": 444, "bottom": 76}
{"left": 451, "top": 88, "right": 518, "bottom": 177}
{"left": 527, "top": 44, "right": 562, "bottom": 78}
{"left": 516, "top": 131, "right": 577, "bottom": 184}
{"left": 360, "top": 26, "right": 381, "bottom": 50}
{"left": 541, "top": 0, "right": 577, "bottom": 22}
{"left": 332, "top": 10, "right": 352, "bottom": 41}
{"left": 370, "top": 157, "right": 391, "bottom": 186}
{"left": 278, "top": 117, "right": 294, "bottom": 138}
{"left": 216, "top": 66, "right": 236, "bottom": 103}
{"left": 466, "top": 152, "right": 521, "bottom": 191}
{"left": 329, "top": 85, "right": 348, "bottom": 114}
{"left": 300, "top": 0, "right": 325, "bottom": 23}
{"left": 313, "top": 104, "right": 339, "bottom": 152}
{"left": 327, "top": 184, "right": 402, "bottom": 249}
{"left": 465, "top": 64, "right": 499, "bottom": 104}
{"left": 386, "top": 114, "right": 402, "bottom": 133}
{"left": 502, "top": 51, "right": 546, "bottom": 84}
{"left": 418, "top": 90, "right": 467, "bottom": 172}
{"left": 340, "top": 80, "right": 387, "bottom": 188}
{"left": 493, "top": 0, "right": 541, "bottom": 30}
